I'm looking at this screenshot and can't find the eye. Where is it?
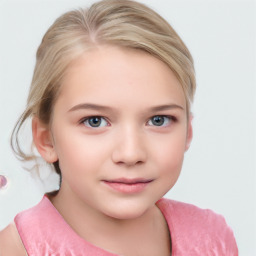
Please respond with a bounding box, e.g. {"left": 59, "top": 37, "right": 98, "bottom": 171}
{"left": 147, "top": 115, "right": 172, "bottom": 127}
{"left": 82, "top": 116, "right": 109, "bottom": 128}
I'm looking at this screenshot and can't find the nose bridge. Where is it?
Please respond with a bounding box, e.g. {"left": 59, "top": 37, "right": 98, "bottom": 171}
{"left": 112, "top": 123, "right": 147, "bottom": 166}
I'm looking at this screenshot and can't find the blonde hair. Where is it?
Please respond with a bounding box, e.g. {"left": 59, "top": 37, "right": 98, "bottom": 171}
{"left": 11, "top": 0, "right": 196, "bottom": 174}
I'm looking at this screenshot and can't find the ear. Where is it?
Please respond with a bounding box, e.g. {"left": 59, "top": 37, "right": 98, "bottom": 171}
{"left": 185, "top": 114, "right": 193, "bottom": 151}
{"left": 32, "top": 117, "right": 58, "bottom": 163}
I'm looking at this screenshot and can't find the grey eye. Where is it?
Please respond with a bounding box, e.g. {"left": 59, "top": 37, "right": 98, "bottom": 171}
{"left": 83, "top": 117, "right": 108, "bottom": 128}
{"left": 148, "top": 116, "right": 171, "bottom": 127}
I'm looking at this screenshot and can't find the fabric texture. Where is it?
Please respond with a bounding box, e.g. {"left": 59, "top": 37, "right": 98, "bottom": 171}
{"left": 14, "top": 196, "right": 238, "bottom": 256}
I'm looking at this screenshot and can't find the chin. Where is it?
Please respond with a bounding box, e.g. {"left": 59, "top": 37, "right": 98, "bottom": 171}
{"left": 107, "top": 209, "right": 147, "bottom": 220}
{"left": 102, "top": 200, "right": 155, "bottom": 221}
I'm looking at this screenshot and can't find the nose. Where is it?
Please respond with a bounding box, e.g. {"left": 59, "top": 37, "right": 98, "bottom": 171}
{"left": 111, "top": 126, "right": 147, "bottom": 166}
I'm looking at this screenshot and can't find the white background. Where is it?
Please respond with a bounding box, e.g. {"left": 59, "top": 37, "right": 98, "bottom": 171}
{"left": 0, "top": 0, "right": 255, "bottom": 255}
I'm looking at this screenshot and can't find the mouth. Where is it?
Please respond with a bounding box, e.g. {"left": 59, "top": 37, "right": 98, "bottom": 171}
{"left": 102, "top": 178, "right": 153, "bottom": 194}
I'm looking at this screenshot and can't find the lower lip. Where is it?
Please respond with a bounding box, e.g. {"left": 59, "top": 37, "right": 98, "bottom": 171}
{"left": 103, "top": 181, "right": 151, "bottom": 194}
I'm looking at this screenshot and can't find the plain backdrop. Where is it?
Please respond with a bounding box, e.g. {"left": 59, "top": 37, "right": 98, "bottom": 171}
{"left": 0, "top": 0, "right": 255, "bottom": 255}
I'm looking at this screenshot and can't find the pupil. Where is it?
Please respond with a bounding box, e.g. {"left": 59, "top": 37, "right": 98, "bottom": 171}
{"left": 89, "top": 117, "right": 101, "bottom": 127}
{"left": 153, "top": 116, "right": 164, "bottom": 126}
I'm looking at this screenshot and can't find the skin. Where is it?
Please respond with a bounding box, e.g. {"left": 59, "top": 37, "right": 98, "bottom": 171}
{"left": 0, "top": 223, "right": 27, "bottom": 255}
{"left": 6, "top": 46, "right": 192, "bottom": 255}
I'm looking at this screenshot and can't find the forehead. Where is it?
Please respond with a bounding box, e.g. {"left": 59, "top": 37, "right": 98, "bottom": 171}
{"left": 57, "top": 46, "right": 186, "bottom": 111}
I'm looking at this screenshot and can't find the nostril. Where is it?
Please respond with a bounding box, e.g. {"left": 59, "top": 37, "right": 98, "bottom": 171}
{"left": 0, "top": 175, "right": 8, "bottom": 189}
{"left": 114, "top": 159, "right": 145, "bottom": 167}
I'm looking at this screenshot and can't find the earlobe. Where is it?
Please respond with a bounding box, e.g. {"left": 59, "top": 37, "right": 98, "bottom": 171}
{"left": 32, "top": 117, "right": 58, "bottom": 163}
{"left": 185, "top": 115, "right": 193, "bottom": 151}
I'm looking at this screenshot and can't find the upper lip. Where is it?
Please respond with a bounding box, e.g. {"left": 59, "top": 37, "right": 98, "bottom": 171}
{"left": 103, "top": 178, "right": 154, "bottom": 184}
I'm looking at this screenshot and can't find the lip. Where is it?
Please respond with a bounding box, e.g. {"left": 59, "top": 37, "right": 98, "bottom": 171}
{"left": 102, "top": 178, "right": 153, "bottom": 194}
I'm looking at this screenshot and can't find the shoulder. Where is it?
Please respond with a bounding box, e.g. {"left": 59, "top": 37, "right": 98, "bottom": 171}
{"left": 14, "top": 196, "right": 50, "bottom": 231}
{"left": 157, "top": 198, "right": 238, "bottom": 255}
{"left": 0, "top": 197, "right": 47, "bottom": 256}
{"left": 0, "top": 223, "right": 27, "bottom": 256}
{"left": 158, "top": 197, "right": 230, "bottom": 228}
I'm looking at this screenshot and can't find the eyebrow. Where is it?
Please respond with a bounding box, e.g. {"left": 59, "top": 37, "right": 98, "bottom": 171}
{"left": 148, "top": 104, "right": 184, "bottom": 112}
{"left": 68, "top": 103, "right": 184, "bottom": 113}
{"left": 68, "top": 103, "right": 113, "bottom": 112}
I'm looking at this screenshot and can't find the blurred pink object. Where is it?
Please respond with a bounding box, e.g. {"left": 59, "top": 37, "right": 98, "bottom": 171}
{"left": 0, "top": 175, "right": 7, "bottom": 188}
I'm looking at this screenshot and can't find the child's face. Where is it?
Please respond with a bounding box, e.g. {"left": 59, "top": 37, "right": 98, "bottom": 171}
{"left": 35, "top": 46, "right": 192, "bottom": 220}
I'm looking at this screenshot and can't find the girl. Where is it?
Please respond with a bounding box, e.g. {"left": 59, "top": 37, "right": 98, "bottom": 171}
{"left": 0, "top": 0, "right": 238, "bottom": 255}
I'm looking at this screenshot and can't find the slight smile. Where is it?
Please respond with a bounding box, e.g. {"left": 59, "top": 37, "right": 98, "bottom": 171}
{"left": 102, "top": 178, "right": 154, "bottom": 194}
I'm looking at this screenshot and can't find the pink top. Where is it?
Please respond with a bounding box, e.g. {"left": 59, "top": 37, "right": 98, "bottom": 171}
{"left": 14, "top": 196, "right": 238, "bottom": 255}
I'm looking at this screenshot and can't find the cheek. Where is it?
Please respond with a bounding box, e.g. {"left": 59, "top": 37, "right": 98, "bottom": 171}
{"left": 159, "top": 148, "right": 184, "bottom": 178}
{"left": 153, "top": 130, "right": 187, "bottom": 160}
{"left": 151, "top": 132, "right": 187, "bottom": 177}
{"left": 53, "top": 132, "right": 109, "bottom": 174}
{"left": 158, "top": 145, "right": 185, "bottom": 193}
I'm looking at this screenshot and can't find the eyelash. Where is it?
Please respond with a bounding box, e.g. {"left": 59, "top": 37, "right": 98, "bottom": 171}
{"left": 80, "top": 115, "right": 177, "bottom": 128}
